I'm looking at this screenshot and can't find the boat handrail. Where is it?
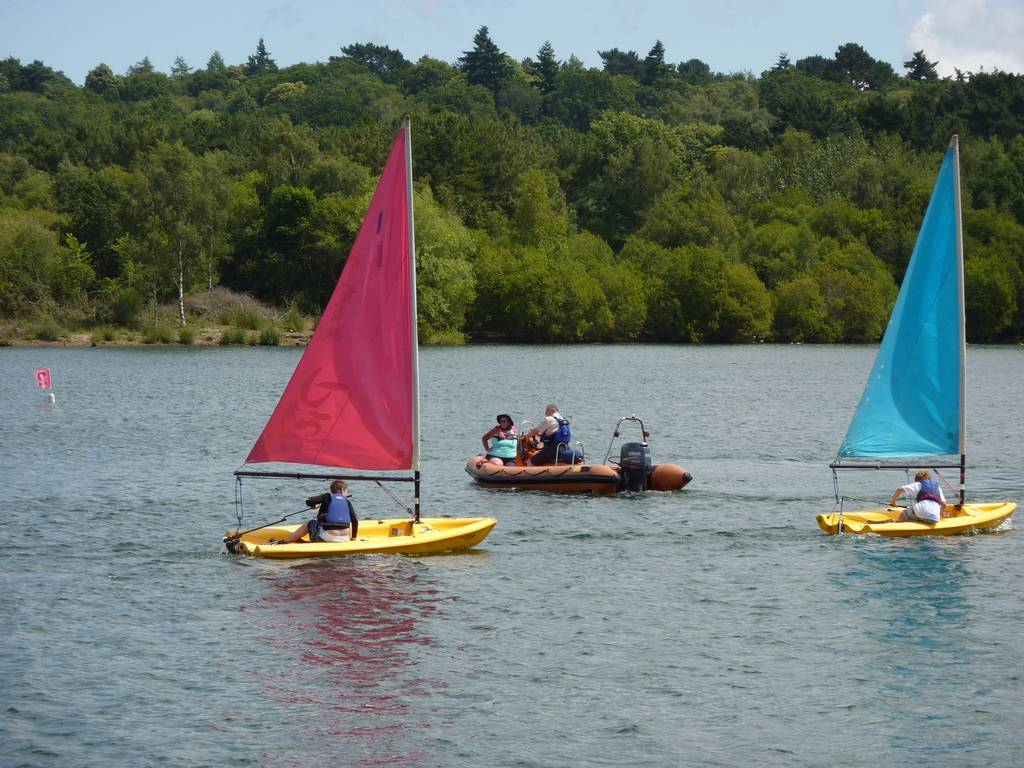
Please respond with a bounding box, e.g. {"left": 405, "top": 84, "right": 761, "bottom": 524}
{"left": 554, "top": 441, "right": 585, "bottom": 465}
{"left": 602, "top": 415, "right": 649, "bottom": 465}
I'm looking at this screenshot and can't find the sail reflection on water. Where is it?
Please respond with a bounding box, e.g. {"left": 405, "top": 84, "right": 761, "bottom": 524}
{"left": 250, "top": 560, "right": 442, "bottom": 764}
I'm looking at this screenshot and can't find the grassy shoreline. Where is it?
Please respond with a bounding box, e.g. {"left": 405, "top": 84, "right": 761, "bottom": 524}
{"left": 0, "top": 288, "right": 320, "bottom": 348}
{"left": 0, "top": 325, "right": 314, "bottom": 348}
{"left": 0, "top": 289, "right": 480, "bottom": 347}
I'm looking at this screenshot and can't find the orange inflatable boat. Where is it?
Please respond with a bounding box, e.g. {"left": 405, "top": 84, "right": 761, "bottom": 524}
{"left": 465, "top": 415, "right": 692, "bottom": 494}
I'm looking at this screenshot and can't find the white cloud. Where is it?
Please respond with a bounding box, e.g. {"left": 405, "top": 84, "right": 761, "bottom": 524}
{"left": 908, "top": 0, "right": 1024, "bottom": 76}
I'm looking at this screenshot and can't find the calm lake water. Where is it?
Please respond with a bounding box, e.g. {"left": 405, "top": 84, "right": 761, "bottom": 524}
{"left": 1, "top": 344, "right": 1021, "bottom": 768}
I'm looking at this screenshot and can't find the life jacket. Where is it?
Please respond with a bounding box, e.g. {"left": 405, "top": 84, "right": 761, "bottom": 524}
{"left": 542, "top": 416, "right": 572, "bottom": 445}
{"left": 916, "top": 479, "right": 943, "bottom": 505}
{"left": 321, "top": 492, "right": 353, "bottom": 528}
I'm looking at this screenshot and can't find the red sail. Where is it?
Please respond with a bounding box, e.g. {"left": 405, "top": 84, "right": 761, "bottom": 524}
{"left": 246, "top": 129, "right": 414, "bottom": 470}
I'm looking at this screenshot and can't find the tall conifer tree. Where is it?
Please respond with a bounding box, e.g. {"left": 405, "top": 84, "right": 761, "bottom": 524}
{"left": 246, "top": 38, "right": 277, "bottom": 75}
{"left": 904, "top": 50, "right": 938, "bottom": 81}
{"left": 642, "top": 40, "right": 671, "bottom": 84}
{"left": 536, "top": 41, "right": 559, "bottom": 94}
{"left": 458, "top": 26, "right": 512, "bottom": 94}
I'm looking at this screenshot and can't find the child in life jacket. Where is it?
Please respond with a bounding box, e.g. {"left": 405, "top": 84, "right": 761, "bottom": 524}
{"left": 889, "top": 470, "right": 947, "bottom": 523}
{"left": 275, "top": 479, "right": 359, "bottom": 543}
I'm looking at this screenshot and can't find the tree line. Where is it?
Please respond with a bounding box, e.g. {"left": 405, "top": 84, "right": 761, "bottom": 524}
{"left": 1, "top": 30, "right": 1023, "bottom": 343}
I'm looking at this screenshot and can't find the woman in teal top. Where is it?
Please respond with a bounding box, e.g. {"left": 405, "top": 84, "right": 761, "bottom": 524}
{"left": 482, "top": 414, "right": 518, "bottom": 465}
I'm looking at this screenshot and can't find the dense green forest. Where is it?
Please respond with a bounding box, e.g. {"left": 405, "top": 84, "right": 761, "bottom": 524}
{"left": 2, "top": 30, "right": 1024, "bottom": 343}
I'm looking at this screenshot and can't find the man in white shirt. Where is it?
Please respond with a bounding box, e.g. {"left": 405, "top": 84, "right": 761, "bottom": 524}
{"left": 526, "top": 403, "right": 568, "bottom": 465}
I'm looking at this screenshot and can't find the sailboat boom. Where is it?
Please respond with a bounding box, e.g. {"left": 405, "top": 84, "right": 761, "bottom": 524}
{"left": 235, "top": 469, "right": 416, "bottom": 483}
{"left": 829, "top": 462, "right": 963, "bottom": 471}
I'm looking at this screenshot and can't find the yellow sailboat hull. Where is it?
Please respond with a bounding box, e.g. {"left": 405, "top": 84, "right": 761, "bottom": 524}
{"left": 227, "top": 517, "right": 497, "bottom": 558}
{"left": 816, "top": 502, "right": 1015, "bottom": 536}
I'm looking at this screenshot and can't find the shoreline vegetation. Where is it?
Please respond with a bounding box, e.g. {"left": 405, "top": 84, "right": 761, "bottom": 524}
{"left": 2, "top": 32, "right": 1024, "bottom": 344}
{"left": 0, "top": 286, "right": 471, "bottom": 347}
{"left": 0, "top": 287, "right": 316, "bottom": 347}
{"left": 0, "top": 331, "right": 308, "bottom": 347}
{"left": 1, "top": 282, "right": 1021, "bottom": 348}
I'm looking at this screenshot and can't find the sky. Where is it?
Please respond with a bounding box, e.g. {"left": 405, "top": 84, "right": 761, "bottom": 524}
{"left": 2, "top": 0, "right": 1022, "bottom": 84}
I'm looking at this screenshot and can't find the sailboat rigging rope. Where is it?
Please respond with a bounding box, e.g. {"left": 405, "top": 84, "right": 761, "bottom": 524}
{"left": 375, "top": 480, "right": 413, "bottom": 515}
{"left": 932, "top": 467, "right": 957, "bottom": 495}
{"left": 832, "top": 468, "right": 845, "bottom": 531}
{"left": 841, "top": 496, "right": 902, "bottom": 507}
{"left": 234, "top": 477, "right": 244, "bottom": 529}
{"left": 224, "top": 507, "right": 312, "bottom": 550}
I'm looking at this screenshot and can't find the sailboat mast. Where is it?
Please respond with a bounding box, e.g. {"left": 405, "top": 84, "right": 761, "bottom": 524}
{"left": 952, "top": 135, "right": 967, "bottom": 506}
{"left": 404, "top": 115, "right": 422, "bottom": 521}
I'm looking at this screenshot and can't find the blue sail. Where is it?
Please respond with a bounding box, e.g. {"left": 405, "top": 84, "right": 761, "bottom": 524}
{"left": 838, "top": 145, "right": 963, "bottom": 458}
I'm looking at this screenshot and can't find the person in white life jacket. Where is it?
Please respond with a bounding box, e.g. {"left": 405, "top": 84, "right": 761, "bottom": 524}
{"left": 277, "top": 479, "right": 359, "bottom": 543}
{"left": 889, "top": 470, "right": 947, "bottom": 523}
{"left": 525, "top": 403, "right": 575, "bottom": 466}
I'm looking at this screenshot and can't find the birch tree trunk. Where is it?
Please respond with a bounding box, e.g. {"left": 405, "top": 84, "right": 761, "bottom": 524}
{"left": 178, "top": 243, "right": 186, "bottom": 326}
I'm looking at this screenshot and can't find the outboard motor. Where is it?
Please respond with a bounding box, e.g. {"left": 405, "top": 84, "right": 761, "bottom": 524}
{"left": 618, "top": 442, "right": 652, "bottom": 492}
